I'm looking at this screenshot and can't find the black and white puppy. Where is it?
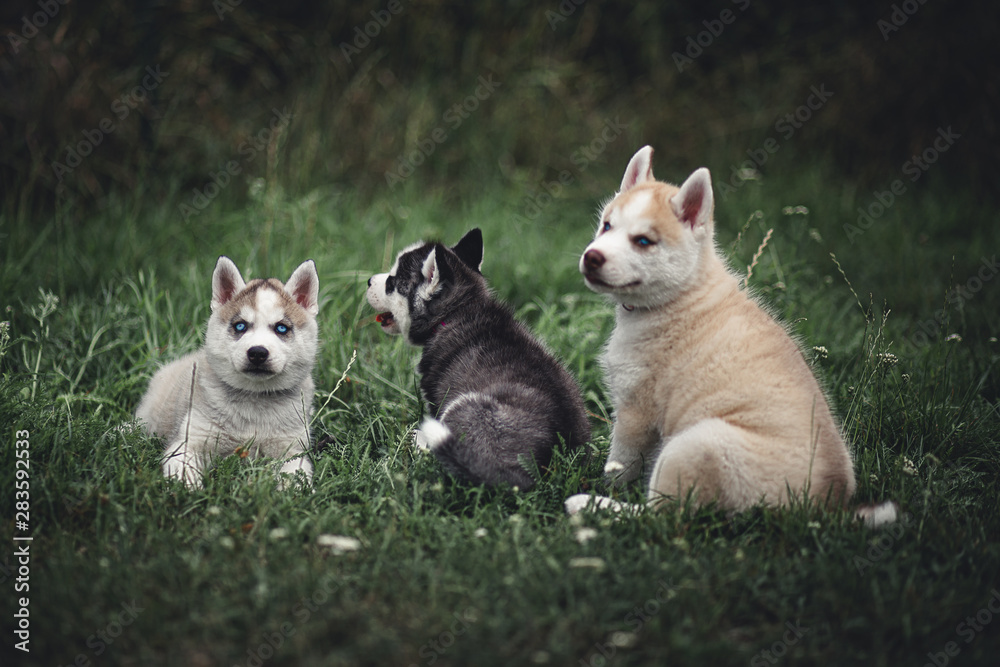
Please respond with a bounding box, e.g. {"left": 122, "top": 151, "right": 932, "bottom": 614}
{"left": 366, "top": 228, "right": 590, "bottom": 490}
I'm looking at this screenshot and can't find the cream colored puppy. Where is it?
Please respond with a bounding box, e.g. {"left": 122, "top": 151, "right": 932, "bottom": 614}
{"left": 567, "top": 146, "right": 892, "bottom": 524}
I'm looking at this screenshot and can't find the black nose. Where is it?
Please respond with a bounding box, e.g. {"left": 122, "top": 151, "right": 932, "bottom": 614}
{"left": 247, "top": 346, "right": 269, "bottom": 365}
{"left": 584, "top": 249, "right": 605, "bottom": 272}
{"left": 367, "top": 276, "right": 373, "bottom": 287}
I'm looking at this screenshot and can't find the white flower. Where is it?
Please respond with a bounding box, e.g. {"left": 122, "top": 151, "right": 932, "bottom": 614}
{"left": 813, "top": 346, "right": 829, "bottom": 359}
{"left": 317, "top": 534, "right": 361, "bottom": 554}
{"left": 568, "top": 557, "right": 606, "bottom": 570}
{"left": 573, "top": 527, "right": 598, "bottom": 544}
{"left": 269, "top": 527, "right": 289, "bottom": 541}
{"left": 901, "top": 457, "right": 918, "bottom": 476}
{"left": 876, "top": 352, "right": 898, "bottom": 367}
{"left": 473, "top": 527, "right": 488, "bottom": 538}
{"left": 531, "top": 650, "right": 551, "bottom": 664}
{"left": 610, "top": 631, "right": 639, "bottom": 648}
{"left": 945, "top": 333, "right": 962, "bottom": 343}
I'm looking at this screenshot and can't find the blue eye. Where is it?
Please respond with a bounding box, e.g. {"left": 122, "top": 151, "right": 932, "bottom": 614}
{"left": 635, "top": 236, "right": 654, "bottom": 247}
{"left": 601, "top": 221, "right": 611, "bottom": 232}
{"left": 275, "top": 323, "right": 289, "bottom": 335}
{"left": 233, "top": 321, "right": 247, "bottom": 333}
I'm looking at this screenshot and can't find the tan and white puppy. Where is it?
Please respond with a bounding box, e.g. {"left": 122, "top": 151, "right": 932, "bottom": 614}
{"left": 136, "top": 256, "right": 319, "bottom": 488}
{"left": 567, "top": 146, "right": 893, "bottom": 524}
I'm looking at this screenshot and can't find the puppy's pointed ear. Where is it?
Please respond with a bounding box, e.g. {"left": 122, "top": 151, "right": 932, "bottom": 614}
{"left": 620, "top": 146, "right": 655, "bottom": 193}
{"left": 670, "top": 168, "right": 714, "bottom": 230}
{"left": 212, "top": 256, "right": 246, "bottom": 312}
{"left": 451, "top": 228, "right": 483, "bottom": 272}
{"left": 418, "top": 246, "right": 447, "bottom": 299}
{"left": 285, "top": 259, "right": 320, "bottom": 316}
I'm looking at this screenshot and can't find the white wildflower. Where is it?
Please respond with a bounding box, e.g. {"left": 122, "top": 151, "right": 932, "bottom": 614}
{"left": 609, "top": 631, "right": 639, "bottom": 648}
{"left": 317, "top": 534, "right": 361, "bottom": 554}
{"left": 568, "top": 557, "right": 606, "bottom": 570}
{"left": 876, "top": 352, "right": 898, "bottom": 367}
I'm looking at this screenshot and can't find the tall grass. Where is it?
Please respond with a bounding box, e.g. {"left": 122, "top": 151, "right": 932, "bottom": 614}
{"left": 1, "top": 156, "right": 998, "bottom": 666}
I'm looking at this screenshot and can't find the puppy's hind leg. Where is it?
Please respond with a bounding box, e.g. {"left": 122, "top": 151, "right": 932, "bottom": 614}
{"left": 419, "top": 391, "right": 545, "bottom": 490}
{"left": 647, "top": 419, "right": 756, "bottom": 512}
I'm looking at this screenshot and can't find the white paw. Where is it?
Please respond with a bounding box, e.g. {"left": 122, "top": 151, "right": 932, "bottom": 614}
{"left": 276, "top": 457, "right": 314, "bottom": 490}
{"left": 603, "top": 456, "right": 642, "bottom": 487}
{"left": 565, "top": 494, "right": 628, "bottom": 515}
{"left": 162, "top": 456, "right": 202, "bottom": 489}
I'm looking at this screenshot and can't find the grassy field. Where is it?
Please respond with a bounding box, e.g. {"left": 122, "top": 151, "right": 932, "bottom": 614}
{"left": 2, "top": 158, "right": 999, "bottom": 666}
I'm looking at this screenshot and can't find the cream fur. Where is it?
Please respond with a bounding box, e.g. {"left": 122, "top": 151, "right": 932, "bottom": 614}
{"left": 577, "top": 146, "right": 856, "bottom": 513}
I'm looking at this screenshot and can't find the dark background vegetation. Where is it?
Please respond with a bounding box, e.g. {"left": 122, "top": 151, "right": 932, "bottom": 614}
{"left": 2, "top": 3, "right": 1000, "bottom": 666}
{"left": 2, "top": 0, "right": 997, "bottom": 215}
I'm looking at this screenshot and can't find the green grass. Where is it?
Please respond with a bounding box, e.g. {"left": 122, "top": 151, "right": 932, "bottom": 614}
{"left": 1, "top": 160, "right": 999, "bottom": 667}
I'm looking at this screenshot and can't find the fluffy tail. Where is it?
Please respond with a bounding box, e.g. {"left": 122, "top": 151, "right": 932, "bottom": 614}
{"left": 855, "top": 501, "right": 899, "bottom": 528}
{"left": 415, "top": 400, "right": 546, "bottom": 491}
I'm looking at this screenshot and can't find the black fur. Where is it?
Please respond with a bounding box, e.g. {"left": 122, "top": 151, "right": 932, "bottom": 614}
{"left": 387, "top": 229, "right": 590, "bottom": 489}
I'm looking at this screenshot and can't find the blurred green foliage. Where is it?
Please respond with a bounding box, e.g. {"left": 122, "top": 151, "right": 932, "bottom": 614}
{"left": 1, "top": 0, "right": 997, "bottom": 217}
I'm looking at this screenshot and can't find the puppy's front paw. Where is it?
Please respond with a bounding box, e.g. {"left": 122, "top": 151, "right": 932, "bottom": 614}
{"left": 603, "top": 457, "right": 642, "bottom": 487}
{"left": 276, "top": 457, "right": 314, "bottom": 490}
{"left": 162, "top": 456, "right": 203, "bottom": 489}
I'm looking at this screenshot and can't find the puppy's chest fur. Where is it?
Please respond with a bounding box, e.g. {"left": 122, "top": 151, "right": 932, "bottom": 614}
{"left": 162, "top": 352, "right": 313, "bottom": 455}
{"left": 197, "top": 363, "right": 311, "bottom": 445}
{"left": 602, "top": 312, "right": 661, "bottom": 411}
